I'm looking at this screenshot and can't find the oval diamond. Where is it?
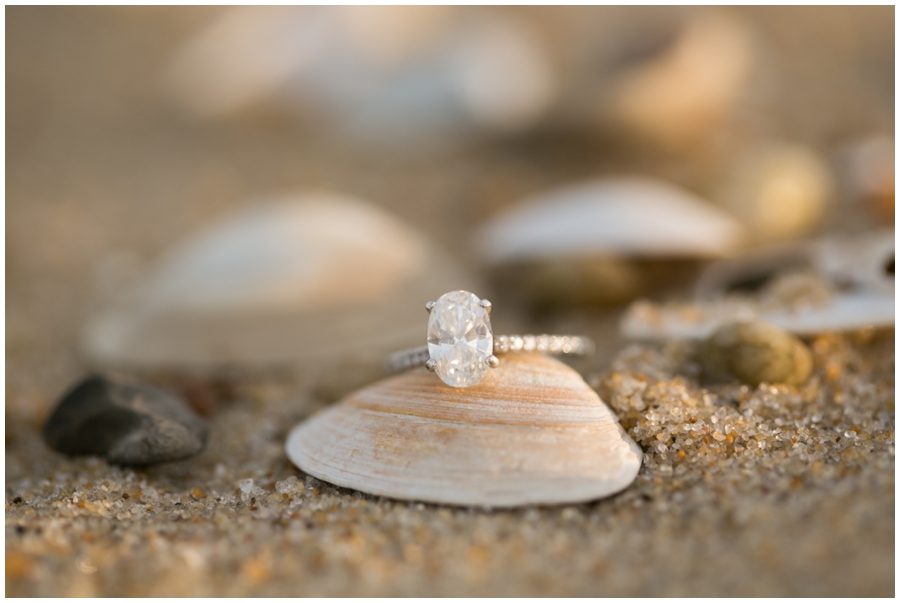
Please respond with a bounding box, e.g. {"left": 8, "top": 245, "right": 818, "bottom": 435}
{"left": 427, "top": 290, "right": 493, "bottom": 387}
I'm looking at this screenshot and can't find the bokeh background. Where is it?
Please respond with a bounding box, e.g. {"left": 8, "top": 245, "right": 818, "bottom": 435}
{"left": 6, "top": 6, "right": 895, "bottom": 596}
{"left": 8, "top": 6, "right": 894, "bottom": 414}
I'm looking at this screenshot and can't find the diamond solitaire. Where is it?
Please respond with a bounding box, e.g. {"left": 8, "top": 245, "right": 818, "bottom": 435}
{"left": 426, "top": 290, "right": 495, "bottom": 387}
{"left": 384, "top": 290, "right": 595, "bottom": 388}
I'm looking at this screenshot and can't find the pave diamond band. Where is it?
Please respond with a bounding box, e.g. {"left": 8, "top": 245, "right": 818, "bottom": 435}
{"left": 493, "top": 334, "right": 595, "bottom": 355}
{"left": 384, "top": 335, "right": 595, "bottom": 375}
{"left": 384, "top": 289, "right": 593, "bottom": 388}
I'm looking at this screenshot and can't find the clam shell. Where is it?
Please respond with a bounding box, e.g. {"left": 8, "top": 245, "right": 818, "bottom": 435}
{"left": 475, "top": 177, "right": 747, "bottom": 265}
{"left": 82, "top": 192, "right": 478, "bottom": 369}
{"left": 285, "top": 353, "right": 642, "bottom": 507}
{"left": 473, "top": 176, "right": 746, "bottom": 307}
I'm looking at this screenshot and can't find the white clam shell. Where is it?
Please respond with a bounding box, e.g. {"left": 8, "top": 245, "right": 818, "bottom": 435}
{"left": 475, "top": 177, "right": 747, "bottom": 264}
{"left": 286, "top": 353, "right": 642, "bottom": 507}
{"left": 82, "top": 192, "right": 477, "bottom": 369}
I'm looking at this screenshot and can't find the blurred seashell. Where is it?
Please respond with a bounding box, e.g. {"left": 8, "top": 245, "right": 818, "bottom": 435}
{"left": 165, "top": 6, "right": 555, "bottom": 144}
{"left": 82, "top": 193, "right": 477, "bottom": 369}
{"left": 622, "top": 284, "right": 894, "bottom": 341}
{"left": 760, "top": 289, "right": 894, "bottom": 336}
{"left": 332, "top": 6, "right": 457, "bottom": 69}
{"left": 451, "top": 17, "right": 555, "bottom": 133}
{"left": 165, "top": 6, "right": 456, "bottom": 119}
{"left": 477, "top": 177, "right": 747, "bottom": 264}
{"left": 165, "top": 6, "right": 320, "bottom": 119}
{"left": 612, "top": 11, "right": 754, "bottom": 149}
{"left": 811, "top": 230, "right": 894, "bottom": 293}
{"left": 285, "top": 353, "right": 642, "bottom": 507}
{"left": 692, "top": 241, "right": 812, "bottom": 301}
{"left": 716, "top": 143, "right": 835, "bottom": 243}
{"left": 699, "top": 319, "right": 813, "bottom": 387}
{"left": 474, "top": 177, "right": 746, "bottom": 306}
{"left": 693, "top": 230, "right": 894, "bottom": 300}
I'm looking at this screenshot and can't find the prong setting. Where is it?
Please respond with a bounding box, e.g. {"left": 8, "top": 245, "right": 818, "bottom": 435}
{"left": 425, "top": 359, "right": 437, "bottom": 372}
{"left": 480, "top": 298, "right": 492, "bottom": 313}
{"left": 425, "top": 301, "right": 436, "bottom": 313}
{"left": 486, "top": 355, "right": 500, "bottom": 369}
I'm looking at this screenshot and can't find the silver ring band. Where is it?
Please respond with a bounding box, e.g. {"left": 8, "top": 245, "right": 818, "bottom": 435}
{"left": 384, "top": 334, "right": 594, "bottom": 374}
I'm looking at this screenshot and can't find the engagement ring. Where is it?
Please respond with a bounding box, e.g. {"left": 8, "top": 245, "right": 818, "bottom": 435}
{"left": 384, "top": 290, "right": 594, "bottom": 387}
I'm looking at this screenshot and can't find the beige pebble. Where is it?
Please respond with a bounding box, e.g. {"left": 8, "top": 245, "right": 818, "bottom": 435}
{"left": 716, "top": 143, "right": 834, "bottom": 243}
{"left": 700, "top": 319, "right": 813, "bottom": 386}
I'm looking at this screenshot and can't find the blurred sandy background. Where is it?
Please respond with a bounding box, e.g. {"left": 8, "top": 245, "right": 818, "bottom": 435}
{"left": 8, "top": 5, "right": 894, "bottom": 411}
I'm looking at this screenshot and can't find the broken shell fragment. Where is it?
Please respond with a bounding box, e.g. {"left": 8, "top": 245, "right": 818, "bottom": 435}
{"left": 693, "top": 230, "right": 895, "bottom": 300}
{"left": 285, "top": 353, "right": 642, "bottom": 507}
{"left": 812, "top": 230, "right": 894, "bottom": 293}
{"left": 626, "top": 230, "right": 894, "bottom": 341}
{"left": 699, "top": 319, "right": 813, "bottom": 387}
{"left": 622, "top": 279, "right": 894, "bottom": 340}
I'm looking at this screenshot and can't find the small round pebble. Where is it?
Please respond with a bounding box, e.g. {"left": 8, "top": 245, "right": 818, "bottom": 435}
{"left": 699, "top": 319, "right": 813, "bottom": 386}
{"left": 42, "top": 375, "right": 210, "bottom": 466}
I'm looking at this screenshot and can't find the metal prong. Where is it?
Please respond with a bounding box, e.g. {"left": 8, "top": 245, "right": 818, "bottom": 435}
{"left": 480, "top": 299, "right": 492, "bottom": 313}
{"left": 425, "top": 301, "right": 436, "bottom": 313}
{"left": 425, "top": 359, "right": 437, "bottom": 372}
{"left": 486, "top": 355, "right": 500, "bottom": 369}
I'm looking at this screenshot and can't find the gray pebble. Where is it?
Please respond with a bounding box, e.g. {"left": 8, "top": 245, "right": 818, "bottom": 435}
{"left": 43, "top": 376, "right": 209, "bottom": 466}
{"left": 700, "top": 319, "right": 813, "bottom": 387}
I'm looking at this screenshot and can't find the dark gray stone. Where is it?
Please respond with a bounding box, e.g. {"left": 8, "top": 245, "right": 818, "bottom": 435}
{"left": 43, "top": 376, "right": 209, "bottom": 466}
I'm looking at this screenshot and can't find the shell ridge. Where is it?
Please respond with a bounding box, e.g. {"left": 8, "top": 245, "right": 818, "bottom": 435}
{"left": 349, "top": 391, "right": 607, "bottom": 412}
{"left": 343, "top": 405, "right": 619, "bottom": 429}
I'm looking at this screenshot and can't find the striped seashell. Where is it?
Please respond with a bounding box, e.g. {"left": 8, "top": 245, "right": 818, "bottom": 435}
{"left": 286, "top": 353, "right": 642, "bottom": 507}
